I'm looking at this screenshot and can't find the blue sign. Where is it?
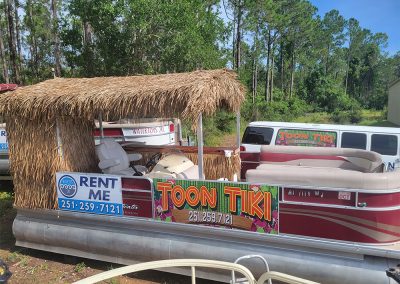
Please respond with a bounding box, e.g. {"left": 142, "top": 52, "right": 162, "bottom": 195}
{"left": 58, "top": 175, "right": 78, "bottom": 198}
{"left": 58, "top": 198, "right": 123, "bottom": 215}
{"left": 56, "top": 172, "right": 123, "bottom": 216}
{"left": 0, "top": 129, "right": 7, "bottom": 151}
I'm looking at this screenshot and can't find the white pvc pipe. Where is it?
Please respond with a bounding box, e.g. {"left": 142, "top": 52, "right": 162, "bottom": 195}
{"left": 236, "top": 111, "right": 241, "bottom": 148}
{"left": 191, "top": 266, "right": 196, "bottom": 284}
{"left": 98, "top": 112, "right": 104, "bottom": 140}
{"left": 197, "top": 113, "right": 204, "bottom": 180}
{"left": 56, "top": 119, "right": 63, "bottom": 159}
{"left": 73, "top": 259, "right": 257, "bottom": 284}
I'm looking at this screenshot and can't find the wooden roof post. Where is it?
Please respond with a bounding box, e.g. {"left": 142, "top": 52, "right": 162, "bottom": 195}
{"left": 99, "top": 112, "right": 104, "bottom": 141}
{"left": 236, "top": 112, "right": 241, "bottom": 149}
{"left": 56, "top": 118, "right": 63, "bottom": 159}
{"left": 197, "top": 113, "right": 204, "bottom": 180}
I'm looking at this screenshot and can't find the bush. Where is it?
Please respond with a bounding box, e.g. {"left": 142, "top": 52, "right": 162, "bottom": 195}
{"left": 332, "top": 110, "right": 350, "bottom": 124}
{"left": 349, "top": 108, "right": 362, "bottom": 123}
{"left": 331, "top": 108, "right": 362, "bottom": 125}
{"left": 241, "top": 89, "right": 312, "bottom": 122}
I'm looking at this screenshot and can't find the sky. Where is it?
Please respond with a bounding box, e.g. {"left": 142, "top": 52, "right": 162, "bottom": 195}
{"left": 309, "top": 0, "right": 400, "bottom": 55}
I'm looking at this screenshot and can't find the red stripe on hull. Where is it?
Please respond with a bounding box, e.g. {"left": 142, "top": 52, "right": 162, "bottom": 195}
{"left": 280, "top": 204, "right": 400, "bottom": 243}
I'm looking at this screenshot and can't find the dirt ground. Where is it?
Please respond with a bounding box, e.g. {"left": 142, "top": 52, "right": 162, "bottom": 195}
{"left": 0, "top": 192, "right": 220, "bottom": 284}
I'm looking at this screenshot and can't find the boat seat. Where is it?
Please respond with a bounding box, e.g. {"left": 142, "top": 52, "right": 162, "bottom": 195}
{"left": 96, "top": 139, "right": 146, "bottom": 176}
{"left": 259, "top": 145, "right": 384, "bottom": 173}
{"left": 146, "top": 153, "right": 202, "bottom": 180}
{"left": 246, "top": 163, "right": 400, "bottom": 190}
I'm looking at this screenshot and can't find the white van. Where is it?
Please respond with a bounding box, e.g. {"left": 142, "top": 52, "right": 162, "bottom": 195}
{"left": 241, "top": 121, "right": 400, "bottom": 171}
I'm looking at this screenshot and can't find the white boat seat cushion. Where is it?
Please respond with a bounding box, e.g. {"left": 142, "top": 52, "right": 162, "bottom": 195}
{"left": 146, "top": 153, "right": 203, "bottom": 180}
{"left": 176, "top": 165, "right": 200, "bottom": 180}
{"left": 96, "top": 139, "right": 142, "bottom": 175}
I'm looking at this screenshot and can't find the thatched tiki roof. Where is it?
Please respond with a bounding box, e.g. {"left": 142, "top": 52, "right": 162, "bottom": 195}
{"left": 0, "top": 69, "right": 246, "bottom": 209}
{"left": 0, "top": 69, "right": 245, "bottom": 121}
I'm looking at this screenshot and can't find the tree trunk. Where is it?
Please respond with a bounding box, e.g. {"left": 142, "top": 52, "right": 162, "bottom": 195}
{"left": 265, "top": 30, "right": 271, "bottom": 101}
{"left": 14, "top": 0, "right": 22, "bottom": 76}
{"left": 252, "top": 60, "right": 258, "bottom": 104}
{"left": 325, "top": 43, "right": 330, "bottom": 75}
{"left": 0, "top": 16, "right": 9, "bottom": 83}
{"left": 280, "top": 39, "right": 284, "bottom": 92}
{"left": 234, "top": 0, "right": 242, "bottom": 71}
{"left": 51, "top": 0, "right": 62, "bottom": 77}
{"left": 270, "top": 45, "right": 275, "bottom": 102}
{"left": 344, "top": 49, "right": 351, "bottom": 96}
{"left": 232, "top": 4, "right": 236, "bottom": 69}
{"left": 27, "top": 0, "right": 38, "bottom": 78}
{"left": 289, "top": 45, "right": 295, "bottom": 99}
{"left": 5, "top": 0, "right": 21, "bottom": 84}
{"left": 251, "top": 21, "right": 259, "bottom": 104}
{"left": 83, "top": 21, "right": 95, "bottom": 76}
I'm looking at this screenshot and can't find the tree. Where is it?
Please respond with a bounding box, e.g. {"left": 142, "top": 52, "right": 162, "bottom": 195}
{"left": 4, "top": 0, "right": 21, "bottom": 84}
{"left": 321, "top": 10, "right": 345, "bottom": 76}
{"left": 0, "top": 7, "right": 9, "bottom": 83}
{"left": 51, "top": 0, "right": 62, "bottom": 77}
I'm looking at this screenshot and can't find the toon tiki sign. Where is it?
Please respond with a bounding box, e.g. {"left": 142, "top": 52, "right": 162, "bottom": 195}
{"left": 275, "top": 129, "right": 337, "bottom": 147}
{"left": 153, "top": 179, "right": 279, "bottom": 234}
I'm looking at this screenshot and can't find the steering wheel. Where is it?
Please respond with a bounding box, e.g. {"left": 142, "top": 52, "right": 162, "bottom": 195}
{"left": 145, "top": 153, "right": 162, "bottom": 170}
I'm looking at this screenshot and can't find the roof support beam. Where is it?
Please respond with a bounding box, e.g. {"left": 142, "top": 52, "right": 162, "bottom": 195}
{"left": 197, "top": 113, "right": 204, "bottom": 180}
{"left": 236, "top": 112, "right": 241, "bottom": 149}
{"left": 98, "top": 112, "right": 104, "bottom": 140}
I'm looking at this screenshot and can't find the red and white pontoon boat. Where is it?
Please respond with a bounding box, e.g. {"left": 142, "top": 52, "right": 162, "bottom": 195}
{"left": 2, "top": 71, "right": 399, "bottom": 284}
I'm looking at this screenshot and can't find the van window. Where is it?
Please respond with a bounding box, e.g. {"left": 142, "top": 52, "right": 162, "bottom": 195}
{"left": 275, "top": 129, "right": 337, "bottom": 147}
{"left": 242, "top": 127, "right": 274, "bottom": 145}
{"left": 341, "top": 132, "right": 367, "bottom": 150}
{"left": 371, "top": 134, "right": 398, "bottom": 156}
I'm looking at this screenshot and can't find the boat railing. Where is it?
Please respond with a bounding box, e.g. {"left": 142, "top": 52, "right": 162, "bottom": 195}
{"left": 73, "top": 258, "right": 319, "bottom": 284}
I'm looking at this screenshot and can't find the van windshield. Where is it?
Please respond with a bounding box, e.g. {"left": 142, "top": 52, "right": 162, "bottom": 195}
{"left": 242, "top": 127, "right": 274, "bottom": 145}
{"left": 275, "top": 129, "right": 337, "bottom": 147}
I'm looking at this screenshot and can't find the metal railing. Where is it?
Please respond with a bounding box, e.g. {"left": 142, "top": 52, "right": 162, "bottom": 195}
{"left": 73, "top": 258, "right": 320, "bottom": 284}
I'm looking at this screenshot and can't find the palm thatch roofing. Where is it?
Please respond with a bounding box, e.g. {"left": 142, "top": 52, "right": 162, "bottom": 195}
{"left": 0, "top": 69, "right": 245, "bottom": 121}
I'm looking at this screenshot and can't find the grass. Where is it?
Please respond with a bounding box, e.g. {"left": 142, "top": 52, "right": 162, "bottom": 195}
{"left": 293, "top": 109, "right": 399, "bottom": 127}
{"left": 74, "top": 261, "right": 87, "bottom": 273}
{"left": 357, "top": 110, "right": 398, "bottom": 127}
{"left": 0, "top": 191, "right": 13, "bottom": 217}
{"left": 6, "top": 250, "right": 31, "bottom": 269}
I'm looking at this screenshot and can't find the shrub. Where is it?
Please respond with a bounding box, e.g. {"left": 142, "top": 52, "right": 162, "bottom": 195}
{"left": 332, "top": 110, "right": 350, "bottom": 124}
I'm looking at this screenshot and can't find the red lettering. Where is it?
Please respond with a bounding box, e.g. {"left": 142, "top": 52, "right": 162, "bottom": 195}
{"left": 186, "top": 186, "right": 200, "bottom": 207}
{"left": 224, "top": 186, "right": 241, "bottom": 213}
{"left": 156, "top": 182, "right": 172, "bottom": 211}
{"left": 248, "top": 191, "right": 264, "bottom": 219}
{"left": 200, "top": 186, "right": 217, "bottom": 208}
{"left": 171, "top": 185, "right": 185, "bottom": 207}
{"left": 264, "top": 192, "right": 271, "bottom": 221}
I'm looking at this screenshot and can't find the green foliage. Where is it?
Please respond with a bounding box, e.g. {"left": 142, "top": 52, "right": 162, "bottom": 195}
{"left": 74, "top": 262, "right": 86, "bottom": 273}
{"left": 293, "top": 112, "right": 331, "bottom": 123}
{"left": 62, "top": 0, "right": 227, "bottom": 76}
{"left": 1, "top": 0, "right": 399, "bottom": 125}
{"left": 242, "top": 89, "right": 312, "bottom": 122}
{"left": 202, "top": 111, "right": 236, "bottom": 146}
{"left": 0, "top": 191, "right": 13, "bottom": 217}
